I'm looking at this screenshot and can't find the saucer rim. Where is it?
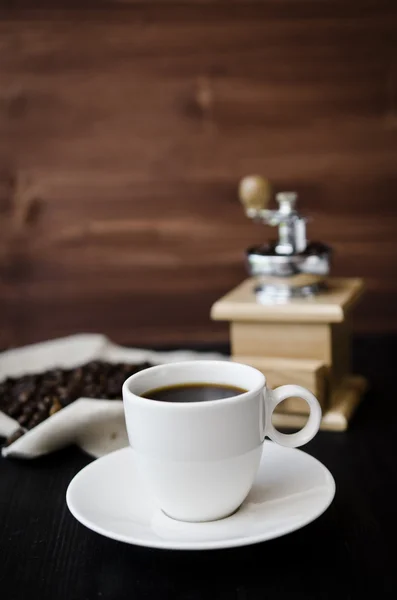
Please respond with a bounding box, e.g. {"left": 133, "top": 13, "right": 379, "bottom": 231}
{"left": 66, "top": 444, "right": 336, "bottom": 551}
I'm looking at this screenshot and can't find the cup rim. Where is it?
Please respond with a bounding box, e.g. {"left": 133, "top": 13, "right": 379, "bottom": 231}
{"left": 122, "top": 360, "right": 266, "bottom": 408}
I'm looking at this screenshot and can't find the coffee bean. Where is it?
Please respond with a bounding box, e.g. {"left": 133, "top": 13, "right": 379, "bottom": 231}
{"left": 27, "top": 407, "right": 49, "bottom": 430}
{"left": 71, "top": 367, "right": 83, "bottom": 383}
{"left": 36, "top": 400, "right": 47, "bottom": 412}
{"left": 7, "top": 400, "right": 23, "bottom": 418}
{"left": 4, "top": 428, "right": 26, "bottom": 446}
{"left": 49, "top": 398, "right": 62, "bottom": 416}
{"left": 18, "top": 414, "right": 30, "bottom": 427}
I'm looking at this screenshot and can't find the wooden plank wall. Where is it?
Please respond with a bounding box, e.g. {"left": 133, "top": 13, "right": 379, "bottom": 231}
{"left": 1, "top": 1, "right": 397, "bottom": 348}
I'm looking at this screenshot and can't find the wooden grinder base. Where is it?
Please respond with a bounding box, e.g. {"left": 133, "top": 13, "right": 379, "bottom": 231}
{"left": 211, "top": 277, "right": 366, "bottom": 431}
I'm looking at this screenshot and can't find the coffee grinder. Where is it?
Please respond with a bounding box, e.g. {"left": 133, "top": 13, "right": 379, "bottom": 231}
{"left": 211, "top": 176, "right": 366, "bottom": 430}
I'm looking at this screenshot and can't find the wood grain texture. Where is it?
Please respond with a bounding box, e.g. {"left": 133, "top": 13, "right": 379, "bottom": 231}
{"left": 1, "top": 1, "right": 397, "bottom": 347}
{"left": 232, "top": 355, "right": 327, "bottom": 412}
{"left": 230, "top": 321, "right": 332, "bottom": 361}
{"left": 211, "top": 278, "right": 364, "bottom": 323}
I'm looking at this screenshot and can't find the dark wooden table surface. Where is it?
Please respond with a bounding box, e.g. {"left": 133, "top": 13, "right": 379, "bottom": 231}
{"left": 1, "top": 337, "right": 396, "bottom": 600}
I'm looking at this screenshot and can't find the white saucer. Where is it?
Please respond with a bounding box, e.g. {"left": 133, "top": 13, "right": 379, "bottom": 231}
{"left": 66, "top": 442, "right": 335, "bottom": 550}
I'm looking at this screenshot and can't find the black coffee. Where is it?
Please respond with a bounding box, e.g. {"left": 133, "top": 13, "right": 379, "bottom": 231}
{"left": 142, "top": 383, "right": 247, "bottom": 403}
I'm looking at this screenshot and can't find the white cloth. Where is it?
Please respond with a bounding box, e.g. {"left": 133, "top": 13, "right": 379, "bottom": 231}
{"left": 0, "top": 334, "right": 225, "bottom": 459}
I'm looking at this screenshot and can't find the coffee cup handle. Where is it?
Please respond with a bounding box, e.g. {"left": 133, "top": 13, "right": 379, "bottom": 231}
{"left": 264, "top": 385, "right": 322, "bottom": 448}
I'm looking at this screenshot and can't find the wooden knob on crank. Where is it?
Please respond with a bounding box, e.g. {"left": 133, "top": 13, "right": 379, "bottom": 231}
{"left": 238, "top": 175, "right": 272, "bottom": 212}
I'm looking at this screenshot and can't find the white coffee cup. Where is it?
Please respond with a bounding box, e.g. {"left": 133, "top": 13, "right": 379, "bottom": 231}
{"left": 122, "top": 360, "right": 321, "bottom": 523}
